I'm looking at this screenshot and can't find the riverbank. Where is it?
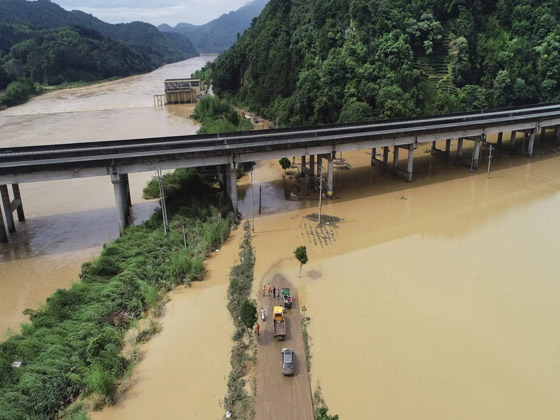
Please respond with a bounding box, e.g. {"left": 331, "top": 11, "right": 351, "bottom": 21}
{"left": 0, "top": 169, "right": 234, "bottom": 419}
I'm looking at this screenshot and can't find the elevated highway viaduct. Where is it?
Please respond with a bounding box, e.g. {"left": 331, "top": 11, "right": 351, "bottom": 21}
{"left": 1, "top": 102, "right": 560, "bottom": 242}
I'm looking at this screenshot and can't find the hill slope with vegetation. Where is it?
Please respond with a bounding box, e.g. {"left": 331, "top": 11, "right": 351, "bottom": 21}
{"left": 159, "top": 0, "right": 268, "bottom": 53}
{"left": 211, "top": 0, "right": 560, "bottom": 126}
{"left": 0, "top": 0, "right": 198, "bottom": 66}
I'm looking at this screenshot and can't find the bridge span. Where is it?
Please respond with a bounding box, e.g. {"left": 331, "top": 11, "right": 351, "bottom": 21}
{"left": 1, "top": 103, "right": 560, "bottom": 242}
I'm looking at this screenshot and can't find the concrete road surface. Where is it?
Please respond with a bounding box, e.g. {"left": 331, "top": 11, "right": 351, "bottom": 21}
{"left": 255, "top": 279, "right": 314, "bottom": 420}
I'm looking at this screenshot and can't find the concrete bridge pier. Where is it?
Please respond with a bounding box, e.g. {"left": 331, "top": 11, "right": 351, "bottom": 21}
{"left": 309, "top": 155, "right": 315, "bottom": 178}
{"left": 326, "top": 154, "right": 334, "bottom": 198}
{"left": 225, "top": 163, "right": 238, "bottom": 212}
{"left": 371, "top": 148, "right": 376, "bottom": 166}
{"left": 526, "top": 128, "right": 538, "bottom": 157}
{"left": 1, "top": 183, "right": 25, "bottom": 233}
{"left": 510, "top": 131, "right": 517, "bottom": 150}
{"left": 431, "top": 141, "right": 437, "bottom": 156}
{"left": 405, "top": 144, "right": 416, "bottom": 182}
{"left": 554, "top": 126, "right": 560, "bottom": 145}
{"left": 393, "top": 146, "right": 399, "bottom": 169}
{"left": 0, "top": 205, "right": 7, "bottom": 243}
{"left": 456, "top": 138, "right": 464, "bottom": 163}
{"left": 497, "top": 132, "right": 503, "bottom": 148}
{"left": 383, "top": 147, "right": 389, "bottom": 168}
{"left": 316, "top": 155, "right": 322, "bottom": 178}
{"left": 111, "top": 174, "right": 131, "bottom": 234}
{"left": 445, "top": 139, "right": 451, "bottom": 156}
{"left": 472, "top": 139, "right": 482, "bottom": 171}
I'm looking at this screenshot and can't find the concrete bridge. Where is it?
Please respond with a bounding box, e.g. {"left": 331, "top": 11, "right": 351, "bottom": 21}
{"left": 1, "top": 102, "right": 560, "bottom": 242}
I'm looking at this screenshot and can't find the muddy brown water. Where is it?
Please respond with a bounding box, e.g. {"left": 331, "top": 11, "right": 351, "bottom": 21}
{"left": 2, "top": 63, "right": 560, "bottom": 419}
{"left": 248, "top": 141, "right": 560, "bottom": 420}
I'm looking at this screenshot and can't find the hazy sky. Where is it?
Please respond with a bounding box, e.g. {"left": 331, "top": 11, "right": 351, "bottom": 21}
{"left": 53, "top": 0, "right": 251, "bottom": 26}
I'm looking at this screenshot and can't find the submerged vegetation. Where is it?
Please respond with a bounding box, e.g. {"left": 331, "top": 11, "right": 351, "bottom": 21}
{"left": 0, "top": 169, "right": 234, "bottom": 420}
{"left": 224, "top": 221, "right": 257, "bottom": 420}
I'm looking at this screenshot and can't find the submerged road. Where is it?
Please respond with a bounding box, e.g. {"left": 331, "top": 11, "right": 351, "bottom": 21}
{"left": 256, "top": 279, "right": 313, "bottom": 420}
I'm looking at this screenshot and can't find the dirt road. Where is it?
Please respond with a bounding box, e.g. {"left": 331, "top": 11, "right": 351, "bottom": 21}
{"left": 255, "top": 277, "right": 314, "bottom": 420}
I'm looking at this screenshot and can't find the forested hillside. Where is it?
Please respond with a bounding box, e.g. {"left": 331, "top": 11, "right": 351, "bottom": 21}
{"left": 159, "top": 0, "right": 268, "bottom": 53}
{"left": 211, "top": 0, "right": 560, "bottom": 126}
{"left": 0, "top": 23, "right": 153, "bottom": 90}
{"left": 0, "top": 0, "right": 198, "bottom": 67}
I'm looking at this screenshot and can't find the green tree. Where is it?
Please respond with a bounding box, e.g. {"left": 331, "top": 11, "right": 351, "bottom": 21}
{"left": 279, "top": 157, "right": 291, "bottom": 172}
{"left": 240, "top": 300, "right": 257, "bottom": 333}
{"left": 294, "top": 245, "right": 308, "bottom": 277}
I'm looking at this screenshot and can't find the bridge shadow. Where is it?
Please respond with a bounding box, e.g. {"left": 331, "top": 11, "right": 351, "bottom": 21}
{"left": 0, "top": 201, "right": 157, "bottom": 262}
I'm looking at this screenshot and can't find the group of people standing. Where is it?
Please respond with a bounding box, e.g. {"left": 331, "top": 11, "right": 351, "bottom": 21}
{"left": 262, "top": 282, "right": 280, "bottom": 298}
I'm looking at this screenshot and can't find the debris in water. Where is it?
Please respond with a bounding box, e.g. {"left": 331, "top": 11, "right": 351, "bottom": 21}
{"left": 304, "top": 214, "right": 343, "bottom": 226}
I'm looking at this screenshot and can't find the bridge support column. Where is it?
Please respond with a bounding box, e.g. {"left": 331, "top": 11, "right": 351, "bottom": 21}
{"left": 472, "top": 140, "right": 482, "bottom": 171}
{"left": 406, "top": 144, "right": 416, "bottom": 182}
{"left": 445, "top": 139, "right": 451, "bottom": 156}
{"left": 431, "top": 141, "right": 437, "bottom": 156}
{"left": 316, "top": 155, "right": 322, "bottom": 178}
{"left": 383, "top": 147, "right": 389, "bottom": 168}
{"left": 527, "top": 128, "right": 537, "bottom": 157}
{"left": 510, "top": 131, "right": 517, "bottom": 150}
{"left": 393, "top": 146, "right": 399, "bottom": 169}
{"left": 554, "top": 126, "right": 560, "bottom": 145}
{"left": 12, "top": 184, "right": 25, "bottom": 221}
{"left": 456, "top": 138, "right": 464, "bottom": 163}
{"left": 111, "top": 174, "right": 130, "bottom": 234}
{"left": 0, "top": 185, "right": 15, "bottom": 233}
{"left": 0, "top": 205, "right": 7, "bottom": 243}
{"left": 309, "top": 155, "right": 315, "bottom": 178}
{"left": 371, "top": 148, "right": 376, "bottom": 166}
{"left": 225, "top": 163, "right": 238, "bottom": 212}
{"left": 327, "top": 156, "right": 334, "bottom": 198}
{"left": 301, "top": 156, "right": 306, "bottom": 169}
{"left": 497, "top": 132, "right": 503, "bottom": 148}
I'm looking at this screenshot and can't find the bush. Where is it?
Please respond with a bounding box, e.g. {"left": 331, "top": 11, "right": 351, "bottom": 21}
{"left": 0, "top": 79, "right": 40, "bottom": 106}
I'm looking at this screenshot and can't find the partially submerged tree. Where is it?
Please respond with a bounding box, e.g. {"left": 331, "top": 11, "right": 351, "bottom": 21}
{"left": 294, "top": 245, "right": 308, "bottom": 277}
{"left": 240, "top": 299, "right": 257, "bottom": 334}
{"left": 279, "top": 157, "right": 291, "bottom": 172}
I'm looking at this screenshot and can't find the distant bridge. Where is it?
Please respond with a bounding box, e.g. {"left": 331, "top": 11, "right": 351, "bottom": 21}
{"left": 1, "top": 103, "right": 560, "bottom": 242}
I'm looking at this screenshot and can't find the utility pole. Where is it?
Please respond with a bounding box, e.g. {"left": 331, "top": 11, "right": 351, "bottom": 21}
{"left": 317, "top": 165, "right": 323, "bottom": 224}
{"left": 250, "top": 168, "right": 255, "bottom": 232}
{"left": 487, "top": 144, "right": 493, "bottom": 178}
{"left": 157, "top": 169, "right": 169, "bottom": 236}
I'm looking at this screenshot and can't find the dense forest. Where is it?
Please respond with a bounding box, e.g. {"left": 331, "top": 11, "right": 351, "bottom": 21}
{"left": 0, "top": 0, "right": 198, "bottom": 66}
{"left": 211, "top": 0, "right": 560, "bottom": 126}
{"left": 158, "top": 0, "right": 268, "bottom": 53}
{"left": 0, "top": 0, "right": 199, "bottom": 106}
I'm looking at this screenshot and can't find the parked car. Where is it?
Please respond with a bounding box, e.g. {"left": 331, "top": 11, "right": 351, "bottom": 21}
{"left": 281, "top": 347, "right": 294, "bottom": 375}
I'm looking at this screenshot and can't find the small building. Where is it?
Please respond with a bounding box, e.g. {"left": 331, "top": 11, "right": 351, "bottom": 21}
{"left": 164, "top": 78, "right": 201, "bottom": 104}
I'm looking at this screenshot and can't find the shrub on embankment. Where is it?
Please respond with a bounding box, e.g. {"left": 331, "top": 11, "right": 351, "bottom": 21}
{"left": 224, "top": 221, "right": 257, "bottom": 420}
{"left": 193, "top": 95, "right": 253, "bottom": 134}
{"left": 0, "top": 169, "right": 234, "bottom": 420}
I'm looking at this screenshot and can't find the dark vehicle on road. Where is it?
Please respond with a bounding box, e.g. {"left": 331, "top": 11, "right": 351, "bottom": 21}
{"left": 281, "top": 347, "right": 294, "bottom": 375}
{"left": 254, "top": 117, "right": 259, "bottom": 123}
{"left": 282, "top": 288, "right": 292, "bottom": 308}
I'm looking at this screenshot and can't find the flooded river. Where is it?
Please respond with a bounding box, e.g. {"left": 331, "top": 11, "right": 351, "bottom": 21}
{"left": 2, "top": 55, "right": 560, "bottom": 419}
{"left": 0, "top": 56, "right": 214, "bottom": 334}
{"left": 248, "top": 143, "right": 560, "bottom": 419}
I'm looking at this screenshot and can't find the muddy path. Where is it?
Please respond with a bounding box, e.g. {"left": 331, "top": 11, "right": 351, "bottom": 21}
{"left": 255, "top": 278, "right": 313, "bottom": 420}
